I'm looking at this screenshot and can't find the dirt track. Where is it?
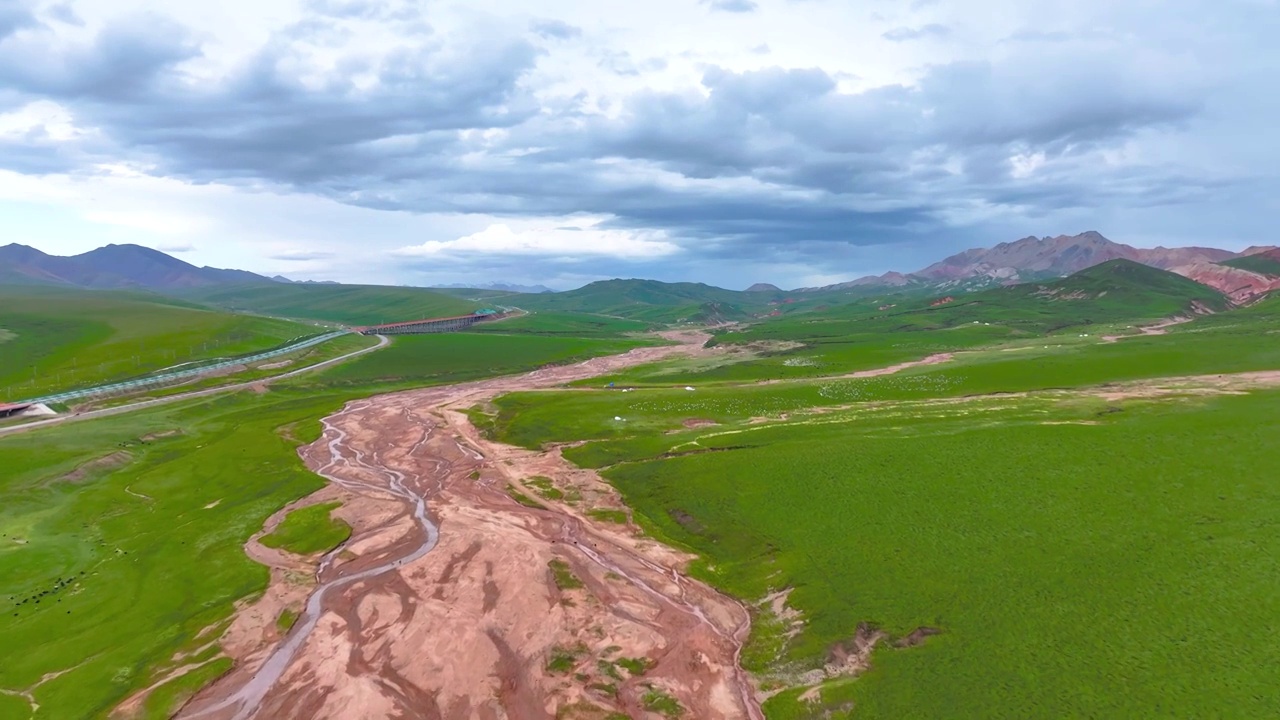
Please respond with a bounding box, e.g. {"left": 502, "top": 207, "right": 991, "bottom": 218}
{"left": 178, "top": 331, "right": 766, "bottom": 720}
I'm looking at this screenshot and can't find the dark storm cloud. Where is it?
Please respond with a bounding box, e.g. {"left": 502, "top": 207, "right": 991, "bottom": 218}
{"left": 0, "top": 13, "right": 541, "bottom": 183}
{"left": 882, "top": 24, "right": 951, "bottom": 41}
{"left": 0, "top": 14, "right": 198, "bottom": 100}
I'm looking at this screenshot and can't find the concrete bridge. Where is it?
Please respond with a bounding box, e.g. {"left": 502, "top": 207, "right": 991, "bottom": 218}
{"left": 355, "top": 311, "right": 504, "bottom": 336}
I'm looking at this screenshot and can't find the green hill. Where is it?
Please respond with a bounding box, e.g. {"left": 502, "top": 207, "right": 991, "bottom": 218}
{"left": 0, "top": 285, "right": 313, "bottom": 401}
{"left": 177, "top": 283, "right": 479, "bottom": 326}
{"left": 1220, "top": 251, "right": 1280, "bottom": 277}
{"left": 997, "top": 258, "right": 1227, "bottom": 314}
{"left": 702, "top": 260, "right": 1229, "bottom": 379}
{"left": 515, "top": 279, "right": 773, "bottom": 323}
{"left": 882, "top": 259, "right": 1230, "bottom": 334}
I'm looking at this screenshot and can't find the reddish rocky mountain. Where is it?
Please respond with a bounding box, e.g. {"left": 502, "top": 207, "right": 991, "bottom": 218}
{"left": 799, "top": 231, "right": 1275, "bottom": 304}
{"left": 914, "top": 231, "right": 1236, "bottom": 281}
{"left": 1167, "top": 263, "right": 1280, "bottom": 304}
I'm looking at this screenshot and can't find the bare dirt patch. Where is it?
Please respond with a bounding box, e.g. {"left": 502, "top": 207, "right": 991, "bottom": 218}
{"left": 1100, "top": 316, "right": 1193, "bottom": 343}
{"left": 140, "top": 430, "right": 183, "bottom": 442}
{"left": 54, "top": 451, "right": 132, "bottom": 486}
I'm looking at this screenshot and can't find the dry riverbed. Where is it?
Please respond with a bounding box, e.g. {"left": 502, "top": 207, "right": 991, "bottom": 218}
{"left": 175, "top": 331, "right": 765, "bottom": 720}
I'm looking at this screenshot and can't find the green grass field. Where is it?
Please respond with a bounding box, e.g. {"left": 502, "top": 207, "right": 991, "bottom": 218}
{"left": 260, "top": 502, "right": 351, "bottom": 555}
{"left": 0, "top": 326, "right": 656, "bottom": 719}
{"left": 483, "top": 283, "right": 1280, "bottom": 718}
{"left": 0, "top": 389, "right": 345, "bottom": 719}
{"left": 1219, "top": 252, "right": 1280, "bottom": 276}
{"left": 5, "top": 260, "right": 1278, "bottom": 719}
{"left": 573, "top": 261, "right": 1232, "bottom": 387}
{"left": 470, "top": 311, "right": 654, "bottom": 337}
{"left": 307, "top": 332, "right": 653, "bottom": 390}
{"left": 0, "top": 286, "right": 314, "bottom": 402}
{"left": 178, "top": 283, "right": 479, "bottom": 326}
{"left": 495, "top": 371, "right": 1280, "bottom": 717}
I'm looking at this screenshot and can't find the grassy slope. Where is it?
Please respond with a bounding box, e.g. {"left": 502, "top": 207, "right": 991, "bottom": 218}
{"left": 309, "top": 332, "right": 652, "bottom": 389}
{"left": 0, "top": 285, "right": 313, "bottom": 401}
{"left": 178, "top": 283, "right": 479, "bottom": 326}
{"left": 0, "top": 390, "right": 341, "bottom": 719}
{"left": 260, "top": 502, "right": 351, "bottom": 555}
{"left": 1219, "top": 252, "right": 1280, "bottom": 276}
{"left": 601, "top": 392, "right": 1280, "bottom": 718}
{"left": 516, "top": 279, "right": 769, "bottom": 324}
{"left": 580, "top": 260, "right": 1232, "bottom": 386}
{"left": 492, "top": 305, "right": 1280, "bottom": 717}
{"left": 469, "top": 311, "right": 652, "bottom": 337}
{"left": 0, "top": 327, "right": 653, "bottom": 719}
{"left": 495, "top": 299, "right": 1280, "bottom": 450}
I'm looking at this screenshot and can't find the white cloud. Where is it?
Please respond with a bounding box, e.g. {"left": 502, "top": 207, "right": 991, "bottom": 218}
{"left": 395, "top": 218, "right": 680, "bottom": 259}
{"left": 0, "top": 100, "right": 91, "bottom": 141}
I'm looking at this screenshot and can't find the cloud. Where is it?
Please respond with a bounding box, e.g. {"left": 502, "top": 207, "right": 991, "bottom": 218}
{"left": 882, "top": 24, "right": 950, "bottom": 42}
{"left": 700, "top": 0, "right": 759, "bottom": 13}
{"left": 268, "top": 250, "right": 336, "bottom": 261}
{"left": 44, "top": 3, "right": 83, "bottom": 27}
{"left": 83, "top": 209, "right": 208, "bottom": 235}
{"left": 0, "top": 14, "right": 199, "bottom": 100}
{"left": 532, "top": 19, "right": 582, "bottom": 39}
{"left": 0, "top": 3, "right": 39, "bottom": 40}
{"left": 394, "top": 219, "right": 680, "bottom": 260}
{"left": 0, "top": 0, "right": 1271, "bottom": 287}
{"left": 153, "top": 242, "right": 195, "bottom": 253}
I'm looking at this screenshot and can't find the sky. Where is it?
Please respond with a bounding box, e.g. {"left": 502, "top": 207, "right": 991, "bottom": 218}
{"left": 0, "top": 0, "right": 1276, "bottom": 290}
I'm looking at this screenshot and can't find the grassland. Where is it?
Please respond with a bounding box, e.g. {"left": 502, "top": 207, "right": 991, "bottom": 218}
{"left": 259, "top": 502, "right": 351, "bottom": 555}
{"left": 5, "top": 262, "right": 1276, "bottom": 719}
{"left": 495, "top": 374, "right": 1280, "bottom": 717}
{"left": 0, "top": 389, "right": 345, "bottom": 719}
{"left": 483, "top": 286, "right": 1280, "bottom": 718}
{"left": 515, "top": 279, "right": 771, "bottom": 324}
{"left": 178, "top": 283, "right": 479, "bottom": 326}
{"left": 1219, "top": 252, "right": 1280, "bottom": 276}
{"left": 307, "top": 332, "right": 652, "bottom": 390}
{"left": 0, "top": 286, "right": 314, "bottom": 402}
{"left": 470, "top": 311, "right": 654, "bottom": 337}
{"left": 574, "top": 261, "right": 1232, "bottom": 387}
{"left": 0, "top": 323, "right": 658, "bottom": 719}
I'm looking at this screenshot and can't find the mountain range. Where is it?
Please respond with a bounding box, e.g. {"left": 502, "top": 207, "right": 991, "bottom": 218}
{"left": 0, "top": 243, "right": 270, "bottom": 289}
{"left": 4, "top": 232, "right": 1280, "bottom": 305}
{"left": 803, "top": 231, "right": 1280, "bottom": 304}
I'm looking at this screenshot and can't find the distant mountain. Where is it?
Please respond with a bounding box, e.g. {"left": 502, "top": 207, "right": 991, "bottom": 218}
{"left": 745, "top": 283, "right": 782, "bottom": 292}
{"left": 913, "top": 231, "right": 1235, "bottom": 283}
{"left": 1219, "top": 248, "right": 1280, "bottom": 277}
{"left": 874, "top": 259, "right": 1230, "bottom": 335}
{"left": 436, "top": 282, "right": 554, "bottom": 294}
{"left": 796, "top": 271, "right": 920, "bottom": 292}
{"left": 0, "top": 243, "right": 273, "bottom": 290}
{"left": 803, "top": 231, "right": 1266, "bottom": 303}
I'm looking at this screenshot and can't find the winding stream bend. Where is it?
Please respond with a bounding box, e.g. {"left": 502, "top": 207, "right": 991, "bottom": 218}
{"left": 185, "top": 404, "right": 442, "bottom": 720}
